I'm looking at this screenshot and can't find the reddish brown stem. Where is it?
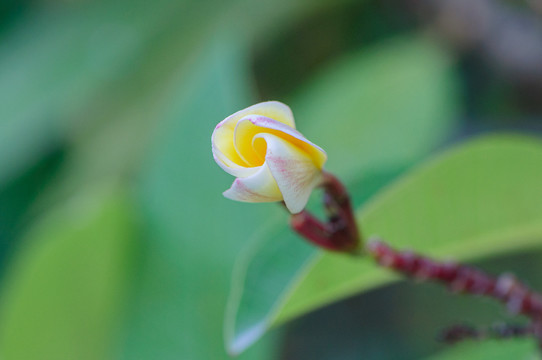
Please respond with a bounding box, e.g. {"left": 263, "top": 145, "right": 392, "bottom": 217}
{"left": 367, "top": 239, "right": 542, "bottom": 347}
{"left": 366, "top": 239, "right": 542, "bottom": 319}
{"left": 290, "top": 171, "right": 361, "bottom": 253}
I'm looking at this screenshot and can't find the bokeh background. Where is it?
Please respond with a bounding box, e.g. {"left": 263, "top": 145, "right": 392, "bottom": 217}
{"left": 1, "top": 0, "right": 542, "bottom": 359}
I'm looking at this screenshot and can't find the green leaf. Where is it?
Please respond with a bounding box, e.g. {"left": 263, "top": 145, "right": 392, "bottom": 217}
{"left": 227, "top": 34, "right": 460, "bottom": 354}
{"left": 426, "top": 340, "right": 540, "bottom": 360}
{"left": 0, "top": 187, "right": 139, "bottom": 360}
{"left": 276, "top": 135, "right": 542, "bottom": 325}
{"left": 228, "top": 135, "right": 542, "bottom": 354}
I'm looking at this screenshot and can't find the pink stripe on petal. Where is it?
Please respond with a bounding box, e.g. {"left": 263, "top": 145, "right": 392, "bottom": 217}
{"left": 244, "top": 101, "right": 296, "bottom": 128}
{"left": 258, "top": 133, "right": 323, "bottom": 214}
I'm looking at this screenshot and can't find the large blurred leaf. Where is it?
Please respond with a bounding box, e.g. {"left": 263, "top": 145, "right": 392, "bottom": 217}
{"left": 0, "top": 187, "right": 138, "bottom": 360}
{"left": 226, "top": 34, "right": 460, "bottom": 354}
{"left": 427, "top": 340, "right": 540, "bottom": 360}
{"left": 276, "top": 135, "right": 542, "bottom": 325}
{"left": 229, "top": 135, "right": 542, "bottom": 354}
{"left": 295, "top": 35, "right": 457, "bottom": 181}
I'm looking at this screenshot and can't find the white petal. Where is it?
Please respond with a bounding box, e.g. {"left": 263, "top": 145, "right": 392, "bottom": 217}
{"left": 257, "top": 133, "right": 323, "bottom": 213}
{"left": 223, "top": 164, "right": 283, "bottom": 203}
{"left": 212, "top": 101, "right": 296, "bottom": 168}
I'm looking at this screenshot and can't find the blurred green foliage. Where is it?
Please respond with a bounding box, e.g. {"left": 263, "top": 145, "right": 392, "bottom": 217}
{"left": 0, "top": 0, "right": 541, "bottom": 359}
{"left": 0, "top": 188, "right": 138, "bottom": 360}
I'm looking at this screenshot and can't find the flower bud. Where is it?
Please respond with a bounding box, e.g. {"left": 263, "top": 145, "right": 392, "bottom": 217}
{"left": 212, "top": 101, "right": 327, "bottom": 214}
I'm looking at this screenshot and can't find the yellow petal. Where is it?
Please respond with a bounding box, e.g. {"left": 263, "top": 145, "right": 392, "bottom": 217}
{"left": 212, "top": 143, "right": 258, "bottom": 178}
{"left": 212, "top": 101, "right": 295, "bottom": 167}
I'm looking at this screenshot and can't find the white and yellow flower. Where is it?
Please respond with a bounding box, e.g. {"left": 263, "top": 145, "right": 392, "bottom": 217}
{"left": 212, "top": 101, "right": 327, "bottom": 214}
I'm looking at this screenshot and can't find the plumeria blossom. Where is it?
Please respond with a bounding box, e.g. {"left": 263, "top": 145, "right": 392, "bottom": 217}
{"left": 212, "top": 101, "right": 327, "bottom": 214}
